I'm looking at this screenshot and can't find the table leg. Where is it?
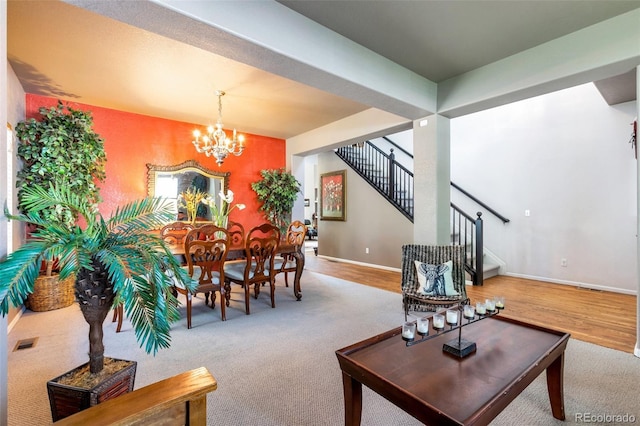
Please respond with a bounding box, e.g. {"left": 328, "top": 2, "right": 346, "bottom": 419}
{"left": 292, "top": 247, "right": 305, "bottom": 301}
{"left": 545, "top": 352, "right": 566, "bottom": 420}
{"left": 342, "top": 372, "right": 363, "bottom": 426}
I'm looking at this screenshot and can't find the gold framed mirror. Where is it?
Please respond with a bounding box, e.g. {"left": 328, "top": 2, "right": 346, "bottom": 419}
{"left": 147, "top": 160, "right": 230, "bottom": 222}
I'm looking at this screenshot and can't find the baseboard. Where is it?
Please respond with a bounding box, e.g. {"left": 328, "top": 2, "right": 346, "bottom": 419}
{"left": 503, "top": 272, "right": 637, "bottom": 296}
{"left": 7, "top": 306, "right": 26, "bottom": 333}
{"left": 316, "top": 255, "right": 401, "bottom": 273}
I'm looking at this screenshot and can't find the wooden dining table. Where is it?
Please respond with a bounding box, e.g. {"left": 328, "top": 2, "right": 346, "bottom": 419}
{"left": 167, "top": 240, "right": 305, "bottom": 301}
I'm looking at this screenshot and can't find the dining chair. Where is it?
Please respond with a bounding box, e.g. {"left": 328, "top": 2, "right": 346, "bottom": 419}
{"left": 274, "top": 220, "right": 306, "bottom": 287}
{"left": 227, "top": 220, "right": 245, "bottom": 255}
{"left": 160, "top": 221, "right": 196, "bottom": 265}
{"left": 223, "top": 223, "right": 280, "bottom": 315}
{"left": 174, "top": 225, "right": 231, "bottom": 328}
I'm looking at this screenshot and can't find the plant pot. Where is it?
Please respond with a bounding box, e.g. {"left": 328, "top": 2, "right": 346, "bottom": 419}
{"left": 46, "top": 358, "right": 137, "bottom": 422}
{"left": 25, "top": 274, "right": 75, "bottom": 312}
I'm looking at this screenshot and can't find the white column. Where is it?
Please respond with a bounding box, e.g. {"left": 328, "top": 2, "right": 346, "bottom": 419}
{"left": 413, "top": 114, "right": 451, "bottom": 245}
{"left": 635, "top": 65, "right": 640, "bottom": 359}
{"left": 289, "top": 154, "right": 306, "bottom": 223}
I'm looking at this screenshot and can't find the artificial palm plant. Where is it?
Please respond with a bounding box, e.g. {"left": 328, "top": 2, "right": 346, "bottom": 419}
{"left": 0, "top": 183, "right": 195, "bottom": 374}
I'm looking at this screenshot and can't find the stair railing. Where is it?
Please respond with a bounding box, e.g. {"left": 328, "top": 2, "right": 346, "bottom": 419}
{"left": 451, "top": 182, "right": 509, "bottom": 224}
{"left": 451, "top": 206, "right": 484, "bottom": 286}
{"left": 336, "top": 140, "right": 493, "bottom": 285}
{"left": 336, "top": 142, "right": 414, "bottom": 221}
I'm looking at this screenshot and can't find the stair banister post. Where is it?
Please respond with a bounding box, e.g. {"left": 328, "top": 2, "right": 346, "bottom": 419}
{"left": 475, "top": 212, "right": 484, "bottom": 286}
{"left": 388, "top": 148, "right": 395, "bottom": 199}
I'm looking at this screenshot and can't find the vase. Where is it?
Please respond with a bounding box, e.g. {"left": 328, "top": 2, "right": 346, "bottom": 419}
{"left": 215, "top": 216, "right": 228, "bottom": 228}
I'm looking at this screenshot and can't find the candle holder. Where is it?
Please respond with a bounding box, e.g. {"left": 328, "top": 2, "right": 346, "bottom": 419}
{"left": 405, "top": 300, "right": 504, "bottom": 358}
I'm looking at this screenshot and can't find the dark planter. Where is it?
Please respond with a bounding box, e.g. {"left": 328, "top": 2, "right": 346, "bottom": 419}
{"left": 46, "top": 358, "right": 137, "bottom": 422}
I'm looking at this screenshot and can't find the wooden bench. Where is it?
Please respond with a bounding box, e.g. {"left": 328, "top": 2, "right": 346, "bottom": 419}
{"left": 56, "top": 367, "right": 217, "bottom": 425}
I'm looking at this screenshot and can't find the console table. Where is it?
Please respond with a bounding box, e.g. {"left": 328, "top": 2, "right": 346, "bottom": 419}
{"left": 335, "top": 316, "right": 570, "bottom": 426}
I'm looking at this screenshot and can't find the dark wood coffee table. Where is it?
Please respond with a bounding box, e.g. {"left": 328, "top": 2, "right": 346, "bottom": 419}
{"left": 335, "top": 316, "right": 570, "bottom": 426}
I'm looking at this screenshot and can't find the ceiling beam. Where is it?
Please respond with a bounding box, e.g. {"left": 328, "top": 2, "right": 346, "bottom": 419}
{"left": 437, "top": 8, "right": 640, "bottom": 118}
{"left": 64, "top": 0, "right": 437, "bottom": 120}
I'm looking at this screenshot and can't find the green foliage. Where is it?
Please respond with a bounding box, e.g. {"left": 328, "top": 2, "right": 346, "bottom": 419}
{"left": 251, "top": 168, "right": 301, "bottom": 231}
{"left": 0, "top": 183, "right": 196, "bottom": 355}
{"left": 15, "top": 101, "right": 107, "bottom": 228}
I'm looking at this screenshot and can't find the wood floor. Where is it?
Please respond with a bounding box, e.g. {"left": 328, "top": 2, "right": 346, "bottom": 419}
{"left": 303, "top": 252, "right": 638, "bottom": 353}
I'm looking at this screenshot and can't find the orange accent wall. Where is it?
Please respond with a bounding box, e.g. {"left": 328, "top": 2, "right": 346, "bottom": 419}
{"left": 25, "top": 94, "right": 285, "bottom": 230}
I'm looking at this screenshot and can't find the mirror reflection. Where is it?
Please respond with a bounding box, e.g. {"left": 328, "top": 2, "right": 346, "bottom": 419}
{"left": 147, "top": 160, "right": 229, "bottom": 222}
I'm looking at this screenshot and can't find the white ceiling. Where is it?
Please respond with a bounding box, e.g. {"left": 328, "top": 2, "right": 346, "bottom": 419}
{"left": 7, "top": 0, "right": 640, "bottom": 140}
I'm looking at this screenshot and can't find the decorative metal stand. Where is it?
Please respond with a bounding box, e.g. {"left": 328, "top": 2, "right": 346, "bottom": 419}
{"left": 405, "top": 303, "right": 504, "bottom": 358}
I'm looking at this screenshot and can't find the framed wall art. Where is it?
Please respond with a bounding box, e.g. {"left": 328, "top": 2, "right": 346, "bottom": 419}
{"left": 320, "top": 170, "right": 346, "bottom": 221}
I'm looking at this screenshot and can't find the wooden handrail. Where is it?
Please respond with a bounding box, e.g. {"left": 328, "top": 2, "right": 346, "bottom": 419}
{"left": 56, "top": 367, "right": 217, "bottom": 426}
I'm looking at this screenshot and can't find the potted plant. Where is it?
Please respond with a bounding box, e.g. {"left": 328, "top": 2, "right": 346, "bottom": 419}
{"left": 15, "top": 101, "right": 107, "bottom": 312}
{"left": 251, "top": 168, "right": 302, "bottom": 232}
{"left": 0, "top": 183, "right": 195, "bottom": 421}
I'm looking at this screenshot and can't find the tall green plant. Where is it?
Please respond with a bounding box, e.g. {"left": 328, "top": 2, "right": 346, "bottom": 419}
{"left": 251, "top": 168, "right": 301, "bottom": 231}
{"left": 0, "top": 183, "right": 194, "bottom": 373}
{"left": 15, "top": 101, "right": 106, "bottom": 228}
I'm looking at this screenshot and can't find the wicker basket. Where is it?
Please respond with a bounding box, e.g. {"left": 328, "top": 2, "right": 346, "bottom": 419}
{"left": 25, "top": 274, "right": 76, "bottom": 312}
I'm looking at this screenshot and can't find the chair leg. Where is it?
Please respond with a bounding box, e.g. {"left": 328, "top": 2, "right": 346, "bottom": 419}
{"left": 116, "top": 305, "right": 123, "bottom": 333}
{"left": 270, "top": 279, "right": 276, "bottom": 308}
{"left": 210, "top": 291, "right": 217, "bottom": 310}
{"left": 219, "top": 289, "right": 226, "bottom": 321}
{"left": 403, "top": 297, "right": 409, "bottom": 322}
{"left": 224, "top": 281, "right": 231, "bottom": 307}
{"left": 284, "top": 271, "right": 289, "bottom": 287}
{"left": 186, "top": 293, "right": 193, "bottom": 329}
{"left": 112, "top": 305, "right": 123, "bottom": 333}
{"left": 244, "top": 285, "right": 251, "bottom": 315}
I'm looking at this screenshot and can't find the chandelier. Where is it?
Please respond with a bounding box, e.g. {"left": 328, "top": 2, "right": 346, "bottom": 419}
{"left": 192, "top": 90, "right": 245, "bottom": 166}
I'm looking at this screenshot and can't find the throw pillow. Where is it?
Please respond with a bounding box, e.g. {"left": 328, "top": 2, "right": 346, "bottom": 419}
{"left": 414, "top": 260, "right": 459, "bottom": 297}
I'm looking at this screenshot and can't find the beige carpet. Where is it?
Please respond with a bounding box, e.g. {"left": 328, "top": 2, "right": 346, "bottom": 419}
{"left": 7, "top": 271, "right": 640, "bottom": 425}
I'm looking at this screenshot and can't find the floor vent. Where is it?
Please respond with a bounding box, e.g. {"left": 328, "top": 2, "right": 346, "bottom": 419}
{"left": 13, "top": 337, "right": 38, "bottom": 352}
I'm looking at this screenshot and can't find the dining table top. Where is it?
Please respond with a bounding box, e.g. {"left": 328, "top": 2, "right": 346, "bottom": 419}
{"left": 164, "top": 239, "right": 301, "bottom": 256}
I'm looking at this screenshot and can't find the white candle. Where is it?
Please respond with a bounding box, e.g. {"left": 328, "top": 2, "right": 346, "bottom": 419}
{"left": 485, "top": 298, "right": 496, "bottom": 311}
{"left": 495, "top": 297, "right": 505, "bottom": 309}
{"left": 417, "top": 317, "right": 430, "bottom": 334}
{"left": 463, "top": 305, "right": 475, "bottom": 319}
{"left": 433, "top": 314, "right": 445, "bottom": 329}
{"left": 402, "top": 322, "right": 416, "bottom": 340}
{"left": 476, "top": 302, "right": 486, "bottom": 315}
{"left": 446, "top": 309, "right": 458, "bottom": 325}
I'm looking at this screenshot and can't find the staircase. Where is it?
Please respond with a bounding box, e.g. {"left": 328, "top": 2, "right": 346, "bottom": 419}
{"left": 336, "top": 140, "right": 506, "bottom": 286}
{"left": 336, "top": 143, "right": 414, "bottom": 221}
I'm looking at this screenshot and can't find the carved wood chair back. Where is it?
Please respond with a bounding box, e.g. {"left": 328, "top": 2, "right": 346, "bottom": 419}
{"left": 275, "top": 220, "right": 307, "bottom": 287}
{"left": 176, "top": 226, "right": 230, "bottom": 327}
{"left": 224, "top": 223, "right": 280, "bottom": 315}
{"left": 227, "top": 221, "right": 245, "bottom": 248}
{"left": 160, "top": 222, "right": 195, "bottom": 247}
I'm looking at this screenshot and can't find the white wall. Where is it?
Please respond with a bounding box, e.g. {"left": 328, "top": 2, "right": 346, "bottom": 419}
{"left": 317, "top": 151, "right": 413, "bottom": 268}
{"left": 1, "top": 2, "right": 9, "bottom": 423}
{"left": 303, "top": 155, "right": 318, "bottom": 222}
{"left": 451, "top": 83, "right": 638, "bottom": 294}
